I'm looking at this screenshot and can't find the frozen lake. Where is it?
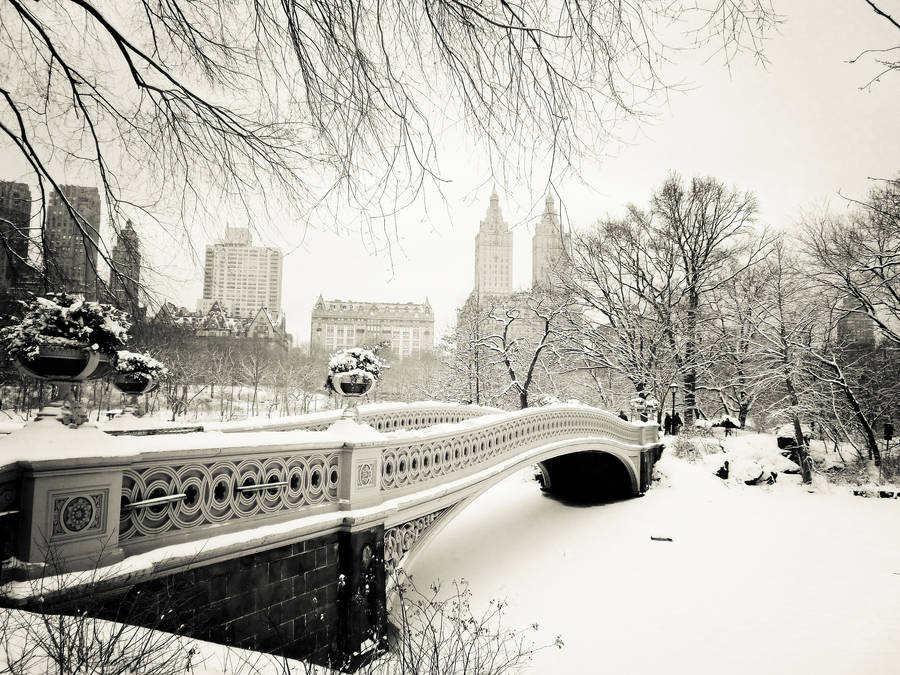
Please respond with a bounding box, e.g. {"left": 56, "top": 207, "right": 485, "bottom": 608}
{"left": 410, "top": 460, "right": 900, "bottom": 675}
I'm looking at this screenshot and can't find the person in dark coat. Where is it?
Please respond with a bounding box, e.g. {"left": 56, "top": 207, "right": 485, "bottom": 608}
{"left": 672, "top": 412, "right": 683, "bottom": 435}
{"left": 617, "top": 410, "right": 628, "bottom": 421}
{"left": 663, "top": 413, "right": 672, "bottom": 435}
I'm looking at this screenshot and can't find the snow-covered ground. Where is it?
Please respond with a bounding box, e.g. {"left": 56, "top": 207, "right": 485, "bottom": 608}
{"left": 410, "top": 434, "right": 900, "bottom": 675}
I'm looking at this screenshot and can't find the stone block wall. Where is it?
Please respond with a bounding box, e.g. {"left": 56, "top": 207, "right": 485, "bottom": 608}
{"left": 92, "top": 532, "right": 344, "bottom": 666}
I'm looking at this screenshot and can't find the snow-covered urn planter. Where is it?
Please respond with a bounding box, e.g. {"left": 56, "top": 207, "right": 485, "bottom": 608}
{"left": 327, "top": 347, "right": 386, "bottom": 419}
{"left": 2, "top": 293, "right": 129, "bottom": 382}
{"left": 1, "top": 294, "right": 130, "bottom": 427}
{"left": 331, "top": 370, "right": 374, "bottom": 396}
{"left": 112, "top": 351, "right": 167, "bottom": 395}
{"left": 14, "top": 344, "right": 108, "bottom": 382}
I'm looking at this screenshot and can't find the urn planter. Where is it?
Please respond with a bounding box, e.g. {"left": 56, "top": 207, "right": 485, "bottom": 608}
{"left": 332, "top": 371, "right": 374, "bottom": 397}
{"left": 14, "top": 345, "right": 110, "bottom": 382}
{"left": 330, "top": 371, "right": 374, "bottom": 421}
{"left": 112, "top": 372, "right": 158, "bottom": 396}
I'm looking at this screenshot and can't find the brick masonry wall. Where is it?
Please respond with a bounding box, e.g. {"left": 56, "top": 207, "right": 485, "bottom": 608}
{"left": 96, "top": 531, "right": 344, "bottom": 666}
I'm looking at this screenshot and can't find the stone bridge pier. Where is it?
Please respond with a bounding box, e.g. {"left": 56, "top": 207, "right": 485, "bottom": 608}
{"left": 0, "top": 403, "right": 662, "bottom": 669}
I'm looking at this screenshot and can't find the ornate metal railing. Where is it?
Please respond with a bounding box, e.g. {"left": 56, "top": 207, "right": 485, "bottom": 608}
{"left": 214, "top": 402, "right": 502, "bottom": 433}
{"left": 2, "top": 404, "right": 658, "bottom": 576}
{"left": 119, "top": 448, "right": 343, "bottom": 545}
{"left": 379, "top": 407, "right": 654, "bottom": 492}
{"left": 109, "top": 402, "right": 502, "bottom": 436}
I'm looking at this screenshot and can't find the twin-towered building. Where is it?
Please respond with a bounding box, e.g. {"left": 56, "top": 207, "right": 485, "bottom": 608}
{"left": 474, "top": 187, "right": 570, "bottom": 301}
{"left": 309, "top": 187, "right": 570, "bottom": 359}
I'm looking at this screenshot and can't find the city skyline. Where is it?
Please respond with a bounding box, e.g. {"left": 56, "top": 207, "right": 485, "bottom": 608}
{"left": 0, "top": 3, "right": 897, "bottom": 344}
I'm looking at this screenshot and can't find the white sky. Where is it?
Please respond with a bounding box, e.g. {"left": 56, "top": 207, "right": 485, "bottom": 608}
{"left": 272, "top": 0, "right": 900, "bottom": 342}
{"left": 2, "top": 1, "right": 899, "bottom": 344}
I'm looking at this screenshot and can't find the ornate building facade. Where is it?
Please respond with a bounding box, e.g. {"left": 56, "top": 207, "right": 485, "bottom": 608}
{"left": 474, "top": 187, "right": 514, "bottom": 300}
{"left": 200, "top": 226, "right": 283, "bottom": 318}
{"left": 155, "top": 300, "right": 291, "bottom": 350}
{"left": 532, "top": 193, "right": 570, "bottom": 288}
{"left": 310, "top": 297, "right": 434, "bottom": 358}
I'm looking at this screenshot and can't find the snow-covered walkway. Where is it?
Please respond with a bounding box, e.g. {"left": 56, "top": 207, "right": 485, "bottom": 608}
{"left": 411, "top": 446, "right": 900, "bottom": 674}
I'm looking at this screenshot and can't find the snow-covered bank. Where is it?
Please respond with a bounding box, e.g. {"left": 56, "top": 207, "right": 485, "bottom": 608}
{"left": 411, "top": 444, "right": 900, "bottom": 675}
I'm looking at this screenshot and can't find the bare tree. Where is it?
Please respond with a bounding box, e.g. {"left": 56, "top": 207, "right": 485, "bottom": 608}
{"left": 564, "top": 217, "right": 683, "bottom": 416}
{"left": 748, "top": 240, "right": 818, "bottom": 482}
{"left": 804, "top": 176, "right": 900, "bottom": 346}
{"left": 238, "top": 339, "right": 272, "bottom": 418}
{"left": 701, "top": 262, "right": 772, "bottom": 426}
{"left": 651, "top": 173, "right": 766, "bottom": 424}
{"left": 850, "top": 1, "right": 900, "bottom": 85}
{"left": 0, "top": 0, "right": 778, "bottom": 298}
{"left": 565, "top": 174, "right": 766, "bottom": 425}
{"left": 474, "top": 290, "right": 575, "bottom": 409}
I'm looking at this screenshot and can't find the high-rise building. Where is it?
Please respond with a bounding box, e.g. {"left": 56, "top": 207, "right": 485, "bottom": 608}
{"left": 532, "top": 193, "right": 570, "bottom": 288}
{"left": 837, "top": 296, "right": 876, "bottom": 348}
{"left": 45, "top": 185, "right": 101, "bottom": 298}
{"left": 199, "top": 226, "right": 283, "bottom": 318}
{"left": 310, "top": 296, "right": 434, "bottom": 358}
{"left": 0, "top": 181, "right": 32, "bottom": 291}
{"left": 474, "top": 187, "right": 513, "bottom": 300}
{"left": 110, "top": 220, "right": 141, "bottom": 311}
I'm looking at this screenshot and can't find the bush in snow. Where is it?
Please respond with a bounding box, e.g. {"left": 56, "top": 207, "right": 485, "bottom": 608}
{"left": 1, "top": 293, "right": 130, "bottom": 361}
{"left": 669, "top": 433, "right": 722, "bottom": 461}
{"left": 326, "top": 346, "right": 386, "bottom": 392}
{"left": 115, "top": 350, "right": 168, "bottom": 381}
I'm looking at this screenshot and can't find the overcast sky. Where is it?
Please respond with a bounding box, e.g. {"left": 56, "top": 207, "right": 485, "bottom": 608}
{"left": 2, "top": 1, "right": 898, "bottom": 345}
{"left": 258, "top": 1, "right": 899, "bottom": 343}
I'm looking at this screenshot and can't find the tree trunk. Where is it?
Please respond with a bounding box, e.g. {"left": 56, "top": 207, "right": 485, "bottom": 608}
{"left": 738, "top": 402, "right": 749, "bottom": 428}
{"left": 519, "top": 390, "right": 528, "bottom": 409}
{"left": 784, "top": 377, "right": 812, "bottom": 484}
{"left": 824, "top": 355, "right": 881, "bottom": 466}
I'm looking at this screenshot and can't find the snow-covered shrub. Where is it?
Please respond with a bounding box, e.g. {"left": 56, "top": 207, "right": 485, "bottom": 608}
{"left": 326, "top": 346, "right": 386, "bottom": 391}
{"left": 115, "top": 350, "right": 168, "bottom": 380}
{"left": 669, "top": 433, "right": 722, "bottom": 461}
{"left": 1, "top": 293, "right": 130, "bottom": 360}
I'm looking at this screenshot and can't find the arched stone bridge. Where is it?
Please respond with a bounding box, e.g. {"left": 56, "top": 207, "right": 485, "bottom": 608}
{"left": 0, "top": 402, "right": 662, "bottom": 668}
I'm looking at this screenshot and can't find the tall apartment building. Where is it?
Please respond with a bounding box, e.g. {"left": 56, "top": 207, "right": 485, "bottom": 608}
{"left": 532, "top": 193, "right": 570, "bottom": 288}
{"left": 199, "top": 226, "right": 283, "bottom": 318}
{"left": 837, "top": 296, "right": 876, "bottom": 348}
{"left": 474, "top": 187, "right": 513, "bottom": 300}
{"left": 0, "top": 181, "right": 32, "bottom": 291}
{"left": 310, "top": 296, "right": 434, "bottom": 358}
{"left": 45, "top": 185, "right": 101, "bottom": 298}
{"left": 110, "top": 220, "right": 141, "bottom": 311}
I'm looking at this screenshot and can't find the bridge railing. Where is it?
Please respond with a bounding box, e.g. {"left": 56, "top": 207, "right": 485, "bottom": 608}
{"left": 104, "top": 401, "right": 502, "bottom": 436}
{"left": 376, "top": 406, "right": 657, "bottom": 496}
{"left": 0, "top": 404, "right": 658, "bottom": 580}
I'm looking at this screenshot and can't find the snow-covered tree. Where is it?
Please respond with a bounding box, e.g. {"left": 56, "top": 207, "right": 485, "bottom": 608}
{"left": 804, "top": 176, "right": 900, "bottom": 346}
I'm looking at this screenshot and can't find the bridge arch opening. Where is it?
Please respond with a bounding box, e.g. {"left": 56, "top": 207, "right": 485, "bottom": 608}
{"left": 537, "top": 450, "right": 635, "bottom": 503}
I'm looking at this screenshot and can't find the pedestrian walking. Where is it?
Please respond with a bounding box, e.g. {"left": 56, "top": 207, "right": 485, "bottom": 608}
{"left": 663, "top": 412, "right": 672, "bottom": 435}
{"left": 672, "top": 412, "right": 683, "bottom": 435}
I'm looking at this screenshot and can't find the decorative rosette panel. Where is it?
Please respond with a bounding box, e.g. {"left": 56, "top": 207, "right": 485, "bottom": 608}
{"left": 120, "top": 451, "right": 341, "bottom": 541}
{"left": 380, "top": 409, "right": 645, "bottom": 491}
